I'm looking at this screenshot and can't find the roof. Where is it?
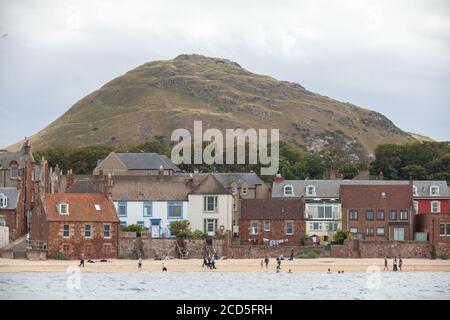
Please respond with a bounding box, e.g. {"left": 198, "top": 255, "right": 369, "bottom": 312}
{"left": 0, "top": 188, "right": 21, "bottom": 210}
{"left": 212, "top": 173, "right": 264, "bottom": 188}
{"left": 44, "top": 193, "right": 120, "bottom": 222}
{"left": 412, "top": 181, "right": 450, "bottom": 198}
{"left": 340, "top": 184, "right": 412, "bottom": 209}
{"left": 0, "top": 150, "right": 25, "bottom": 169}
{"left": 115, "top": 153, "right": 181, "bottom": 171}
{"left": 67, "top": 179, "right": 101, "bottom": 193}
{"left": 241, "top": 198, "right": 304, "bottom": 220}
{"left": 189, "top": 174, "right": 231, "bottom": 195}
{"left": 272, "top": 180, "right": 410, "bottom": 198}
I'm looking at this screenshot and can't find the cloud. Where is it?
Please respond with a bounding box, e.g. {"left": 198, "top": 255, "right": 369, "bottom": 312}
{"left": 0, "top": 0, "right": 449, "bottom": 148}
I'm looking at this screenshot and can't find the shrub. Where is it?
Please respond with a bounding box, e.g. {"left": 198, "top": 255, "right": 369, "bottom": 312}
{"left": 51, "top": 252, "right": 69, "bottom": 260}
{"left": 295, "top": 251, "right": 319, "bottom": 259}
{"left": 169, "top": 220, "right": 192, "bottom": 238}
{"left": 300, "top": 234, "right": 311, "bottom": 246}
{"left": 333, "top": 229, "right": 350, "bottom": 245}
{"left": 438, "top": 253, "right": 448, "bottom": 260}
{"left": 188, "top": 230, "right": 208, "bottom": 239}
{"left": 122, "top": 224, "right": 146, "bottom": 236}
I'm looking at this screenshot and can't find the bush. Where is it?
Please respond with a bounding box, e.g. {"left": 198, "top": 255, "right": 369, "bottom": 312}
{"left": 187, "top": 230, "right": 208, "bottom": 239}
{"left": 300, "top": 234, "right": 312, "bottom": 246}
{"left": 51, "top": 252, "right": 69, "bottom": 260}
{"left": 122, "top": 224, "right": 146, "bottom": 236}
{"left": 294, "top": 251, "right": 319, "bottom": 259}
{"left": 438, "top": 253, "right": 448, "bottom": 260}
{"left": 169, "top": 220, "right": 191, "bottom": 238}
{"left": 333, "top": 229, "right": 350, "bottom": 245}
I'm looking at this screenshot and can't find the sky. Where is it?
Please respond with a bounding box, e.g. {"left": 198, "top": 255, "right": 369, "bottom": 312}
{"left": 0, "top": 0, "right": 449, "bottom": 148}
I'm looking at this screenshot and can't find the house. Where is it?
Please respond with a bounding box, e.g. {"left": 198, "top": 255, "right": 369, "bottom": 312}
{"left": 30, "top": 193, "right": 120, "bottom": 259}
{"left": 239, "top": 198, "right": 305, "bottom": 245}
{"left": 93, "top": 152, "right": 181, "bottom": 176}
{"left": 340, "top": 183, "right": 413, "bottom": 241}
{"left": 0, "top": 140, "right": 36, "bottom": 236}
{"left": 412, "top": 181, "right": 449, "bottom": 214}
{"left": 187, "top": 174, "right": 233, "bottom": 236}
{"left": 0, "top": 187, "right": 25, "bottom": 241}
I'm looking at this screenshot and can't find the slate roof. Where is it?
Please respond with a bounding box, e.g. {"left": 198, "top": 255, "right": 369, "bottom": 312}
{"left": 189, "top": 174, "right": 231, "bottom": 195}
{"left": 115, "top": 153, "right": 181, "bottom": 171}
{"left": 0, "top": 150, "right": 25, "bottom": 169}
{"left": 0, "top": 188, "right": 20, "bottom": 210}
{"left": 241, "top": 198, "right": 304, "bottom": 220}
{"left": 44, "top": 193, "right": 119, "bottom": 222}
{"left": 272, "top": 179, "right": 449, "bottom": 199}
{"left": 212, "top": 173, "right": 264, "bottom": 188}
{"left": 67, "top": 179, "right": 101, "bottom": 193}
{"left": 340, "top": 184, "right": 412, "bottom": 209}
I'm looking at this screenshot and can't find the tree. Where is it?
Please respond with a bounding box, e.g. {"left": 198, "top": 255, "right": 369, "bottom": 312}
{"left": 332, "top": 229, "right": 350, "bottom": 245}
{"left": 168, "top": 220, "right": 192, "bottom": 237}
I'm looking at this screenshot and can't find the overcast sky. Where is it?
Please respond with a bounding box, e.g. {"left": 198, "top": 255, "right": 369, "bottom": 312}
{"left": 1, "top": 0, "right": 449, "bottom": 148}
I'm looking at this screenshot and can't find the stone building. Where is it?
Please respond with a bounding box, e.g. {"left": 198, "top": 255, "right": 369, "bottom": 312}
{"left": 239, "top": 198, "right": 305, "bottom": 245}
{"left": 30, "top": 193, "right": 120, "bottom": 259}
{"left": 341, "top": 183, "right": 414, "bottom": 241}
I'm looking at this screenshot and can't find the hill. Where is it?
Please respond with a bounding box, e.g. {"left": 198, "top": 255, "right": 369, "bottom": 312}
{"left": 9, "top": 54, "right": 416, "bottom": 160}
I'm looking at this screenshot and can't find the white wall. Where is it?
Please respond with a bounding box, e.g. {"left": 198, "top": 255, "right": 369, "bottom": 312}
{"left": 187, "top": 194, "right": 233, "bottom": 234}
{"left": 0, "top": 226, "right": 9, "bottom": 249}
{"left": 113, "top": 201, "right": 188, "bottom": 238}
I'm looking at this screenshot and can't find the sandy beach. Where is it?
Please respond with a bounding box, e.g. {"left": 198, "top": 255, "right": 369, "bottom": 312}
{"left": 1, "top": 258, "right": 450, "bottom": 273}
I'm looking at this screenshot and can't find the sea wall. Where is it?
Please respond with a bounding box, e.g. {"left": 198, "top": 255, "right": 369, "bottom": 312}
{"left": 226, "top": 244, "right": 327, "bottom": 259}
{"left": 330, "top": 240, "right": 432, "bottom": 258}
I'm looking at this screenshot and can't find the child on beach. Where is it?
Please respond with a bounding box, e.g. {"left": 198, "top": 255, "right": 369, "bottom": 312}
{"left": 78, "top": 255, "right": 85, "bottom": 268}
{"left": 399, "top": 258, "right": 403, "bottom": 271}
{"left": 162, "top": 263, "right": 167, "bottom": 272}
{"left": 384, "top": 256, "right": 388, "bottom": 270}
{"left": 393, "top": 257, "right": 398, "bottom": 271}
{"left": 264, "top": 255, "right": 269, "bottom": 269}
{"left": 138, "top": 257, "right": 142, "bottom": 270}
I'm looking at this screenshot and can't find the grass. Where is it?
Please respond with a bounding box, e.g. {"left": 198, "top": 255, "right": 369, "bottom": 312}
{"left": 294, "top": 251, "right": 320, "bottom": 259}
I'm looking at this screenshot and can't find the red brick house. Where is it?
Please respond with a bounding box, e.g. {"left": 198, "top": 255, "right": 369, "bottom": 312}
{"left": 341, "top": 183, "right": 414, "bottom": 241}
{"left": 31, "top": 193, "right": 120, "bottom": 259}
{"left": 240, "top": 198, "right": 305, "bottom": 245}
{"left": 412, "top": 181, "right": 449, "bottom": 215}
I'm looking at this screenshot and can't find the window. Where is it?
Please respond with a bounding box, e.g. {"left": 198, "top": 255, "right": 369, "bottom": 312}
{"left": 328, "top": 223, "right": 338, "bottom": 231}
{"left": 63, "top": 224, "right": 70, "bottom": 238}
{"left": 204, "top": 219, "right": 218, "bottom": 234}
{"left": 241, "top": 186, "right": 248, "bottom": 195}
{"left": 350, "top": 228, "right": 358, "bottom": 235}
{"left": 0, "top": 217, "right": 5, "bottom": 226}
{"left": 430, "top": 186, "right": 440, "bottom": 196}
{"left": 349, "top": 210, "right": 358, "bottom": 220}
{"left": 63, "top": 245, "right": 70, "bottom": 254}
{"left": 365, "top": 227, "right": 369, "bottom": 236}
{"left": 285, "top": 221, "right": 294, "bottom": 235}
{"left": 376, "top": 227, "right": 385, "bottom": 236}
{"left": 94, "top": 204, "right": 101, "bottom": 211}
{"left": 118, "top": 202, "right": 127, "bottom": 216}
{"left": 264, "top": 220, "right": 270, "bottom": 232}
{"left": 447, "top": 224, "right": 450, "bottom": 236}
{"left": 366, "top": 227, "right": 374, "bottom": 236}
{"left": 306, "top": 185, "right": 316, "bottom": 196}
{"left": 440, "top": 223, "right": 445, "bottom": 236}
{"left": 366, "top": 211, "right": 374, "bottom": 220}
{"left": 84, "top": 224, "right": 92, "bottom": 238}
{"left": 389, "top": 210, "right": 397, "bottom": 220}
{"left": 318, "top": 206, "right": 333, "bottom": 219}
{"left": 136, "top": 221, "right": 144, "bottom": 228}
{"left": 168, "top": 202, "right": 183, "bottom": 218}
{"left": 250, "top": 221, "right": 258, "bottom": 234}
{"left": 283, "top": 185, "right": 293, "bottom": 196}
{"left": 10, "top": 163, "right": 18, "bottom": 179}
{"left": 143, "top": 201, "right": 152, "bottom": 216}
{"left": 376, "top": 211, "right": 384, "bottom": 220}
{"left": 204, "top": 196, "right": 218, "bottom": 212}
{"left": 413, "top": 185, "right": 418, "bottom": 196}
{"left": 103, "top": 224, "right": 111, "bottom": 238}
{"left": 431, "top": 201, "right": 441, "bottom": 213}
{"left": 413, "top": 201, "right": 419, "bottom": 214}
{"left": 400, "top": 211, "right": 408, "bottom": 220}
{"left": 58, "top": 202, "right": 69, "bottom": 215}
{"left": 0, "top": 194, "right": 7, "bottom": 208}
{"left": 311, "top": 222, "right": 322, "bottom": 231}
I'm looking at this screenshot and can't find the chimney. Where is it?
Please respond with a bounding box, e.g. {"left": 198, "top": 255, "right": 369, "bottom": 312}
{"left": 274, "top": 173, "right": 284, "bottom": 183}
{"left": 66, "top": 169, "right": 75, "bottom": 190}
{"left": 158, "top": 165, "right": 164, "bottom": 181}
{"left": 23, "top": 139, "right": 31, "bottom": 156}
{"left": 104, "top": 173, "right": 114, "bottom": 200}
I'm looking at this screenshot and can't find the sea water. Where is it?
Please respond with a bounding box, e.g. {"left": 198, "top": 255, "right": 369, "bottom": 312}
{"left": 0, "top": 272, "right": 449, "bottom": 300}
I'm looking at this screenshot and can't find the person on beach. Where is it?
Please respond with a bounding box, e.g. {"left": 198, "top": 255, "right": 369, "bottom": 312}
{"left": 276, "top": 257, "right": 281, "bottom": 269}
{"left": 78, "top": 254, "right": 85, "bottom": 268}
{"left": 384, "top": 256, "right": 388, "bottom": 270}
{"left": 264, "top": 255, "right": 269, "bottom": 269}
{"left": 289, "top": 248, "right": 294, "bottom": 261}
{"left": 288, "top": 269, "right": 292, "bottom": 273}
{"left": 211, "top": 255, "right": 217, "bottom": 269}
{"left": 260, "top": 260, "right": 264, "bottom": 268}
{"left": 341, "top": 270, "right": 344, "bottom": 274}
{"left": 202, "top": 256, "right": 208, "bottom": 268}
{"left": 338, "top": 270, "right": 341, "bottom": 274}
{"left": 162, "top": 263, "right": 167, "bottom": 272}
{"left": 399, "top": 258, "right": 403, "bottom": 271}
{"left": 207, "top": 255, "right": 212, "bottom": 269}
{"left": 393, "top": 257, "right": 398, "bottom": 271}
{"left": 138, "top": 257, "right": 142, "bottom": 270}
{"left": 327, "top": 268, "right": 331, "bottom": 274}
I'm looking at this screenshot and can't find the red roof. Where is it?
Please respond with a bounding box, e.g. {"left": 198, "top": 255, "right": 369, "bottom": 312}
{"left": 44, "top": 193, "right": 119, "bottom": 222}
{"left": 340, "top": 184, "right": 411, "bottom": 209}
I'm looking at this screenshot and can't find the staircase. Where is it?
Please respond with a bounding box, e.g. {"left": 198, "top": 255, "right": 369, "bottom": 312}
{"left": 0, "top": 236, "right": 28, "bottom": 259}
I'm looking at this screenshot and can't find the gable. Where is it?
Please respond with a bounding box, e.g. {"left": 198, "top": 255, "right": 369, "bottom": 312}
{"left": 94, "top": 152, "right": 128, "bottom": 173}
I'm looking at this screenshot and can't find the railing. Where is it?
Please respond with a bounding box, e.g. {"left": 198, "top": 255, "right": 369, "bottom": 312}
{"left": 27, "top": 240, "right": 47, "bottom": 251}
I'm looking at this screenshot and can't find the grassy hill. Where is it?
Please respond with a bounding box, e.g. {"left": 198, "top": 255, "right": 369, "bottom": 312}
{"left": 10, "top": 54, "right": 417, "bottom": 160}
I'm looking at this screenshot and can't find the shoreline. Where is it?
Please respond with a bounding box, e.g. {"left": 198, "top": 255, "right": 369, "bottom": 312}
{"left": 1, "top": 258, "right": 450, "bottom": 273}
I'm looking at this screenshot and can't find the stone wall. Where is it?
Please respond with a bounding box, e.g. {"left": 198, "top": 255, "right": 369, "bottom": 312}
{"left": 226, "top": 244, "right": 326, "bottom": 259}
{"left": 119, "top": 237, "right": 224, "bottom": 259}
{"left": 330, "top": 240, "right": 432, "bottom": 258}
{"left": 26, "top": 250, "right": 47, "bottom": 261}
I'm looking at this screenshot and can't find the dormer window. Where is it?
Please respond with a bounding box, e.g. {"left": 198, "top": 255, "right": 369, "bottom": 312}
{"left": 284, "top": 185, "right": 294, "bottom": 196}
{"left": 430, "top": 186, "right": 440, "bottom": 196}
{"left": 94, "top": 204, "right": 101, "bottom": 211}
{"left": 306, "top": 185, "right": 316, "bottom": 196}
{"left": 241, "top": 186, "right": 248, "bottom": 195}
{"left": 58, "top": 202, "right": 69, "bottom": 215}
{"left": 0, "top": 194, "right": 7, "bottom": 208}
{"left": 9, "top": 161, "right": 18, "bottom": 179}
{"left": 412, "top": 186, "right": 418, "bottom": 196}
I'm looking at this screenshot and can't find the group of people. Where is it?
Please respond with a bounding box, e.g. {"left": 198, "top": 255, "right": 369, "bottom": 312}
{"left": 326, "top": 268, "right": 344, "bottom": 274}
{"left": 137, "top": 256, "right": 167, "bottom": 271}
{"left": 202, "top": 255, "right": 217, "bottom": 269}
{"left": 384, "top": 256, "right": 403, "bottom": 271}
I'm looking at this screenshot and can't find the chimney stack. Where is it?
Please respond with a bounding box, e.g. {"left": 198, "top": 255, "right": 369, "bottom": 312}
{"left": 274, "top": 173, "right": 284, "bottom": 183}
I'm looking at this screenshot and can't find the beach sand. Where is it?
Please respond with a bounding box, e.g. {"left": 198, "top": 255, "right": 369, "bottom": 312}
{"left": 1, "top": 258, "right": 450, "bottom": 273}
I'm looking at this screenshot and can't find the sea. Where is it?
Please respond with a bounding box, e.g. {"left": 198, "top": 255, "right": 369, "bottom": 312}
{"left": 0, "top": 271, "right": 449, "bottom": 300}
